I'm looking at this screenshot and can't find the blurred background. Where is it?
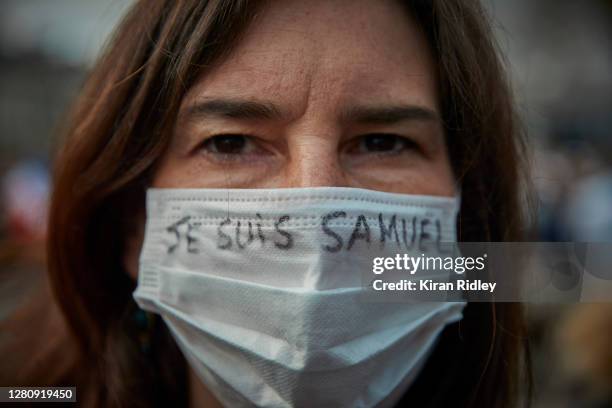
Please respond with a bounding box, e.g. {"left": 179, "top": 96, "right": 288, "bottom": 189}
{"left": 0, "top": 0, "right": 611, "bottom": 406}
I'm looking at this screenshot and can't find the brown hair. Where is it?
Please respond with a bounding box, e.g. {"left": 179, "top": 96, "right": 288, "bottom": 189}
{"left": 43, "top": 0, "right": 532, "bottom": 406}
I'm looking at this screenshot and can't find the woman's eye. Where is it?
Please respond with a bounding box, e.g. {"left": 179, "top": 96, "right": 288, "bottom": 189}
{"left": 202, "top": 134, "right": 249, "bottom": 155}
{"left": 357, "top": 134, "right": 417, "bottom": 154}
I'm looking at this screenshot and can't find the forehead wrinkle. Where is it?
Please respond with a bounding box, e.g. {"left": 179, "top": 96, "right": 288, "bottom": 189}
{"left": 182, "top": 0, "right": 438, "bottom": 127}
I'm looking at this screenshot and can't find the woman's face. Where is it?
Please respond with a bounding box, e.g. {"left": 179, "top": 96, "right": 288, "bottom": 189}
{"left": 154, "top": 0, "right": 454, "bottom": 192}
{"left": 125, "top": 0, "right": 455, "bottom": 279}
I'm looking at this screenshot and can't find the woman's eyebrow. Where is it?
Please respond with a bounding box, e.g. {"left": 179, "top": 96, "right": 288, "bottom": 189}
{"left": 180, "top": 98, "right": 440, "bottom": 126}
{"left": 180, "top": 98, "right": 283, "bottom": 121}
{"left": 341, "top": 105, "right": 440, "bottom": 125}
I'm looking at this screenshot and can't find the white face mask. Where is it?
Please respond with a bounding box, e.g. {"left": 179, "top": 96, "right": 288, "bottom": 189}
{"left": 134, "top": 187, "right": 465, "bottom": 408}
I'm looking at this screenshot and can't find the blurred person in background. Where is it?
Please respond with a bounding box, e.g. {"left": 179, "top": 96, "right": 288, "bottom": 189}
{"left": 0, "top": 159, "right": 49, "bottom": 317}
{"left": 1, "top": 160, "right": 49, "bottom": 245}
{"left": 4, "top": 0, "right": 537, "bottom": 406}
{"left": 557, "top": 303, "right": 612, "bottom": 408}
{"left": 561, "top": 144, "right": 612, "bottom": 242}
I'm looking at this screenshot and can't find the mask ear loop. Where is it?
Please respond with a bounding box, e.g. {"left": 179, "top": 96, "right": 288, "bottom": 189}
{"left": 451, "top": 180, "right": 463, "bottom": 242}
{"left": 451, "top": 181, "right": 469, "bottom": 302}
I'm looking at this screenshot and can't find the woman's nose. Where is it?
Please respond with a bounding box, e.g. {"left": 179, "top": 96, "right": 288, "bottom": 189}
{"left": 283, "top": 136, "right": 348, "bottom": 188}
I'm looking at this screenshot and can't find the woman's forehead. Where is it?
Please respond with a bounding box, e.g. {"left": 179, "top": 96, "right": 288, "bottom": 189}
{"left": 180, "top": 0, "right": 439, "bottom": 118}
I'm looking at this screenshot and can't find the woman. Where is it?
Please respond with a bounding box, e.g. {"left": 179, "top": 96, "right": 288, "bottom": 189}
{"left": 14, "top": 0, "right": 531, "bottom": 406}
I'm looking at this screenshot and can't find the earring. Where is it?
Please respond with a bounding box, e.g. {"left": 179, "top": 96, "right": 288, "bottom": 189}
{"left": 133, "top": 308, "right": 155, "bottom": 354}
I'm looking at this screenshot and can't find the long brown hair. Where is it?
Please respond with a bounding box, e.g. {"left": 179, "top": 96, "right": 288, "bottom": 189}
{"left": 43, "top": 0, "right": 531, "bottom": 406}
